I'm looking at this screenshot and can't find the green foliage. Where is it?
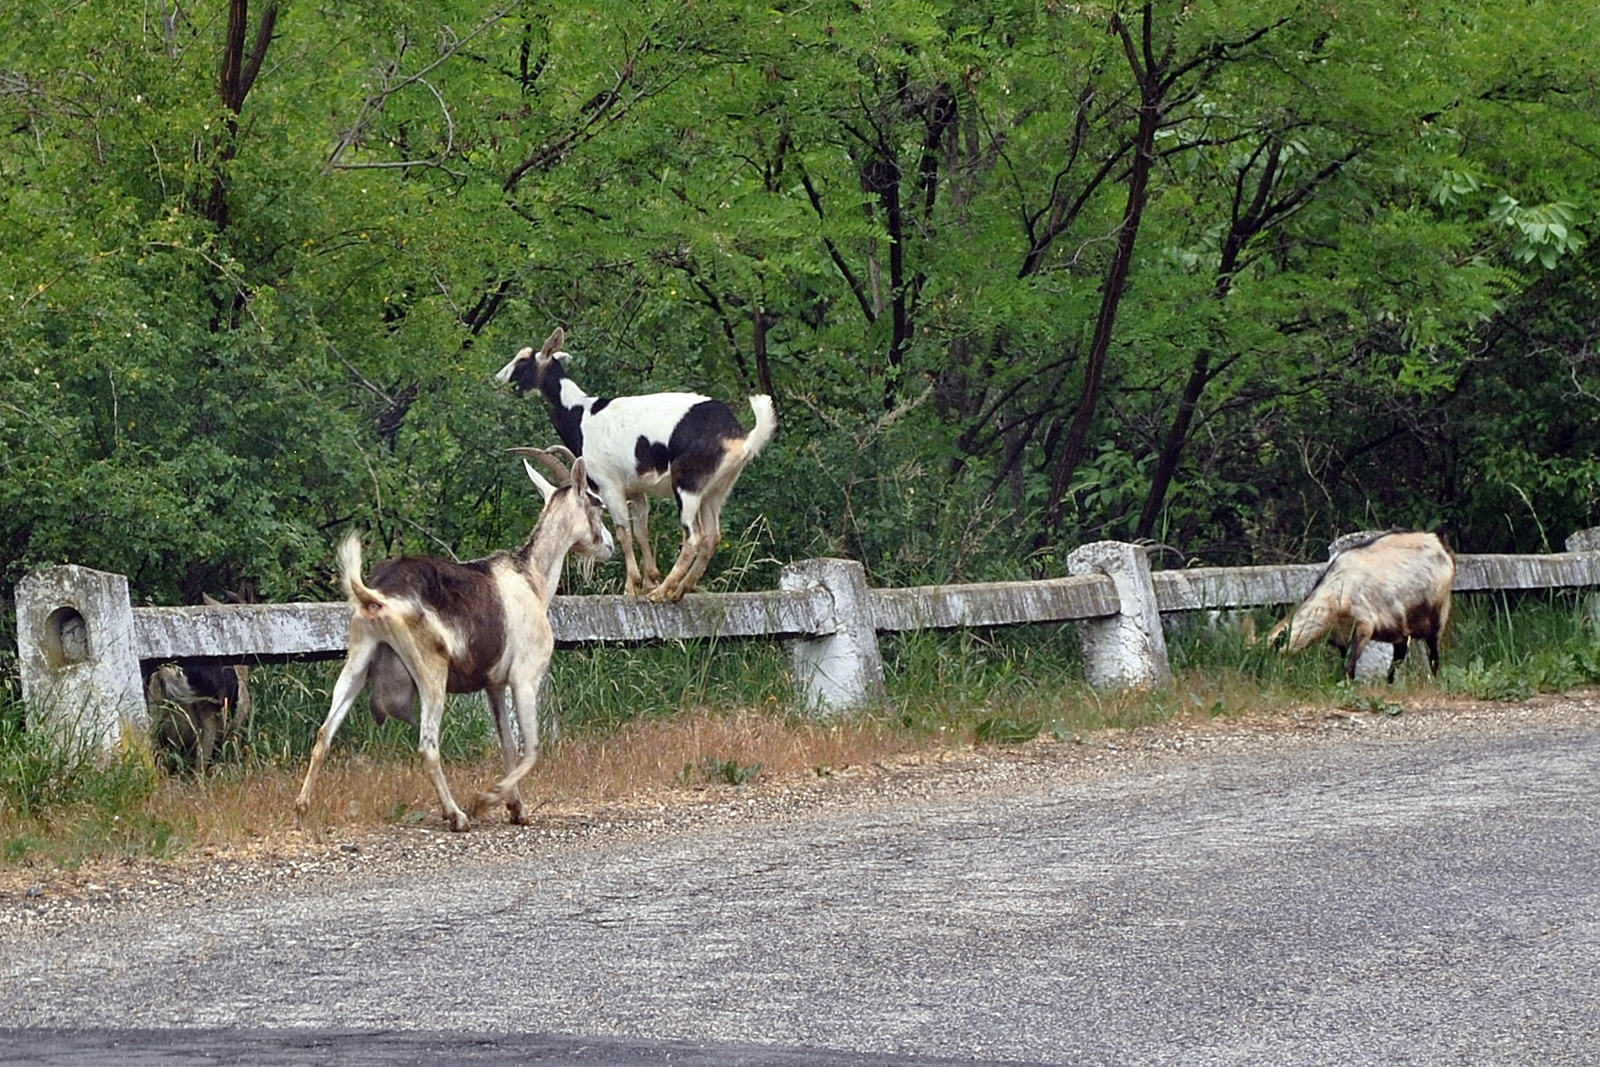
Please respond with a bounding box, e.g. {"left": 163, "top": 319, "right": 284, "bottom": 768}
{"left": 0, "top": 700, "right": 158, "bottom": 821}
{"left": 1, "top": 0, "right": 1599, "bottom": 665}
{"left": 973, "top": 716, "right": 1044, "bottom": 745}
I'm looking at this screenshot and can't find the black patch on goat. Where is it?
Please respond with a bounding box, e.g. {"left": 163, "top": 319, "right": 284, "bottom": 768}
{"left": 551, "top": 404, "right": 585, "bottom": 457}
{"left": 590, "top": 397, "right": 612, "bottom": 415}
{"left": 510, "top": 352, "right": 586, "bottom": 455}
{"left": 503, "top": 352, "right": 544, "bottom": 395}
{"left": 635, "top": 436, "right": 672, "bottom": 476}
{"left": 178, "top": 664, "right": 243, "bottom": 712}
{"left": 666, "top": 401, "right": 745, "bottom": 493}
{"left": 366, "top": 556, "right": 508, "bottom": 693}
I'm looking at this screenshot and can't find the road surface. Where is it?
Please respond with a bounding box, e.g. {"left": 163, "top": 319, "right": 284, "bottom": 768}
{"left": 2, "top": 700, "right": 1597, "bottom": 1065}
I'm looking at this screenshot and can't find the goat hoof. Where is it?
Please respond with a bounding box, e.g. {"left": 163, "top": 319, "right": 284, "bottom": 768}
{"left": 446, "top": 811, "right": 471, "bottom": 833}
{"left": 470, "top": 791, "right": 505, "bottom": 819}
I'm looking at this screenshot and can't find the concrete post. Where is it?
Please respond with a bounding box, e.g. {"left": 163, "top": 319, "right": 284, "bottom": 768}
{"left": 1564, "top": 527, "right": 1600, "bottom": 553}
{"left": 1351, "top": 641, "right": 1394, "bottom": 683}
{"left": 15, "top": 565, "right": 148, "bottom": 751}
{"left": 1563, "top": 528, "right": 1600, "bottom": 624}
{"left": 1066, "top": 541, "right": 1171, "bottom": 689}
{"left": 779, "top": 558, "right": 886, "bottom": 715}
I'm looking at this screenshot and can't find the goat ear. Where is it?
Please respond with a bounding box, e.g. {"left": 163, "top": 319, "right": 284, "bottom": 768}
{"left": 538, "top": 327, "right": 564, "bottom": 362}
{"left": 570, "top": 456, "right": 589, "bottom": 494}
{"left": 524, "top": 458, "right": 558, "bottom": 502}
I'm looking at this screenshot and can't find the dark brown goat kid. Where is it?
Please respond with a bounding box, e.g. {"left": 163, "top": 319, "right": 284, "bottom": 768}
{"left": 144, "top": 593, "right": 255, "bottom": 774}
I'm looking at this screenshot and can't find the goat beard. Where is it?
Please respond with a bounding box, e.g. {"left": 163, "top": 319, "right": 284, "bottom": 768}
{"left": 574, "top": 553, "right": 597, "bottom": 585}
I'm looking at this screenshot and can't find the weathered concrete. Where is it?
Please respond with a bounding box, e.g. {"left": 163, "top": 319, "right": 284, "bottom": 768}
{"left": 1067, "top": 541, "right": 1171, "bottom": 688}
{"left": 869, "top": 573, "right": 1116, "bottom": 631}
{"left": 1453, "top": 551, "right": 1600, "bottom": 592}
{"left": 132, "top": 589, "right": 837, "bottom": 661}
{"left": 133, "top": 603, "right": 352, "bottom": 661}
{"left": 1150, "top": 564, "right": 1324, "bottom": 612}
{"left": 549, "top": 587, "right": 834, "bottom": 643}
{"left": 14, "top": 565, "right": 147, "bottom": 750}
{"left": 779, "top": 559, "right": 886, "bottom": 714}
{"left": 18, "top": 538, "right": 1600, "bottom": 742}
{"left": 1565, "top": 527, "right": 1600, "bottom": 553}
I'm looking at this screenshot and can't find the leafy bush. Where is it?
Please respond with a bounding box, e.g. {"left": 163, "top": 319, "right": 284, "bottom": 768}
{"left": 0, "top": 699, "right": 158, "bottom": 821}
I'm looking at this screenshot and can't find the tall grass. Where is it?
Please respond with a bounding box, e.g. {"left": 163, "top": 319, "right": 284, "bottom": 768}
{"left": 4, "top": 591, "right": 1598, "bottom": 869}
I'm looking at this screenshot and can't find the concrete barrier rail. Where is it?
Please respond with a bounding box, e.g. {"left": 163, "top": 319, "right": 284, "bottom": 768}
{"left": 15, "top": 534, "right": 1600, "bottom": 750}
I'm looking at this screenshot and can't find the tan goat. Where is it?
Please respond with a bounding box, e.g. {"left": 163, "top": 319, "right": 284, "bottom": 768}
{"left": 1270, "top": 529, "right": 1455, "bottom": 682}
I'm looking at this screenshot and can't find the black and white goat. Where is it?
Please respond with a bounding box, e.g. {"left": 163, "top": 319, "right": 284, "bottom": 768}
{"left": 294, "top": 451, "right": 613, "bottom": 831}
{"left": 495, "top": 327, "right": 776, "bottom": 602}
{"left": 1269, "top": 529, "right": 1455, "bottom": 682}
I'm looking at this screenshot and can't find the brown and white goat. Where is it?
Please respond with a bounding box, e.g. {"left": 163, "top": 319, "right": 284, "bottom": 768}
{"left": 1269, "top": 529, "right": 1455, "bottom": 682}
{"left": 495, "top": 326, "right": 776, "bottom": 602}
{"left": 294, "top": 451, "right": 613, "bottom": 831}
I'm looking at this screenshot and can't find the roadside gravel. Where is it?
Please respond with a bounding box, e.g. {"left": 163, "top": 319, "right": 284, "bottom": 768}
{"left": 5, "top": 690, "right": 1595, "bottom": 933}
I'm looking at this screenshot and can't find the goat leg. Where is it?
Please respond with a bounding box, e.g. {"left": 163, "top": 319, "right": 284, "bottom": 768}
{"left": 610, "top": 500, "right": 647, "bottom": 596}
{"left": 1388, "top": 636, "right": 1411, "bottom": 684}
{"left": 295, "top": 641, "right": 378, "bottom": 821}
{"left": 1342, "top": 621, "right": 1375, "bottom": 681}
{"left": 196, "top": 707, "right": 221, "bottom": 777}
{"left": 474, "top": 658, "right": 547, "bottom": 816}
{"left": 481, "top": 685, "right": 528, "bottom": 824}
{"left": 631, "top": 493, "right": 662, "bottom": 590}
{"left": 674, "top": 504, "right": 726, "bottom": 597}
{"left": 415, "top": 672, "right": 471, "bottom": 832}
{"left": 648, "top": 537, "right": 698, "bottom": 602}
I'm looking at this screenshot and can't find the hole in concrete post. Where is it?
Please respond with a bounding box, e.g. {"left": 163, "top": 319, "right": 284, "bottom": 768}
{"left": 43, "top": 606, "right": 90, "bottom": 669}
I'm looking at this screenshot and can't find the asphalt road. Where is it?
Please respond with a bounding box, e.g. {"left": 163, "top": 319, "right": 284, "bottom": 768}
{"left": 2, "top": 708, "right": 1597, "bottom": 1066}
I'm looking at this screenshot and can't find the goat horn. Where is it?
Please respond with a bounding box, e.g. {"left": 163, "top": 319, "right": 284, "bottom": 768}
{"left": 506, "top": 447, "right": 572, "bottom": 484}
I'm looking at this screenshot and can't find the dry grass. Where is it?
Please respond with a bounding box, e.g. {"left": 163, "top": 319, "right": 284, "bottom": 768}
{"left": 0, "top": 706, "right": 929, "bottom": 863}
{"left": 295, "top": 705, "right": 922, "bottom": 829}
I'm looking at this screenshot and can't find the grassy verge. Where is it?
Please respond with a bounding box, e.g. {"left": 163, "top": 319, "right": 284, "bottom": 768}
{"left": 4, "top": 590, "right": 1599, "bottom": 870}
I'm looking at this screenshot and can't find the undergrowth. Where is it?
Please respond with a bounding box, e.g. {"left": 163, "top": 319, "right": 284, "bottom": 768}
{"left": 4, "top": 591, "right": 1599, "bottom": 870}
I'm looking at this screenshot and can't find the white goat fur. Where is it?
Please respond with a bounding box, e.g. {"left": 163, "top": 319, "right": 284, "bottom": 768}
{"left": 495, "top": 327, "right": 777, "bottom": 601}
{"left": 1272, "top": 530, "right": 1455, "bottom": 681}
{"left": 293, "top": 455, "right": 613, "bottom": 831}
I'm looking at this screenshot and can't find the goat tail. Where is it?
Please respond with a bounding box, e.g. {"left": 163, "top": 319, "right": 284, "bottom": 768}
{"left": 337, "top": 531, "right": 365, "bottom": 599}
{"left": 743, "top": 394, "right": 777, "bottom": 461}
{"left": 337, "top": 530, "right": 389, "bottom": 621}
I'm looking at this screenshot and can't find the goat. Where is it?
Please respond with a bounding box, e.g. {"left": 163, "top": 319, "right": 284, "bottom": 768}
{"left": 144, "top": 593, "right": 255, "bottom": 774}
{"left": 293, "top": 450, "right": 613, "bottom": 831}
{"left": 495, "top": 326, "right": 776, "bottom": 602}
{"left": 1269, "top": 529, "right": 1455, "bottom": 682}
{"left": 145, "top": 661, "right": 252, "bottom": 775}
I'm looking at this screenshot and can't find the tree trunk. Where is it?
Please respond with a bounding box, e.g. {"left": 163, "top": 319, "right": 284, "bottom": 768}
{"left": 1041, "top": 6, "right": 1162, "bottom": 538}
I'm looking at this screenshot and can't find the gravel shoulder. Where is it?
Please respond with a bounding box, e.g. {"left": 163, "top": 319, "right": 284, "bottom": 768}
{"left": 6, "top": 690, "right": 1597, "bottom": 933}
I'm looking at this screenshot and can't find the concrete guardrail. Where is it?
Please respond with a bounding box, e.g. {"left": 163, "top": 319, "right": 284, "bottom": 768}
{"left": 15, "top": 531, "right": 1600, "bottom": 751}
